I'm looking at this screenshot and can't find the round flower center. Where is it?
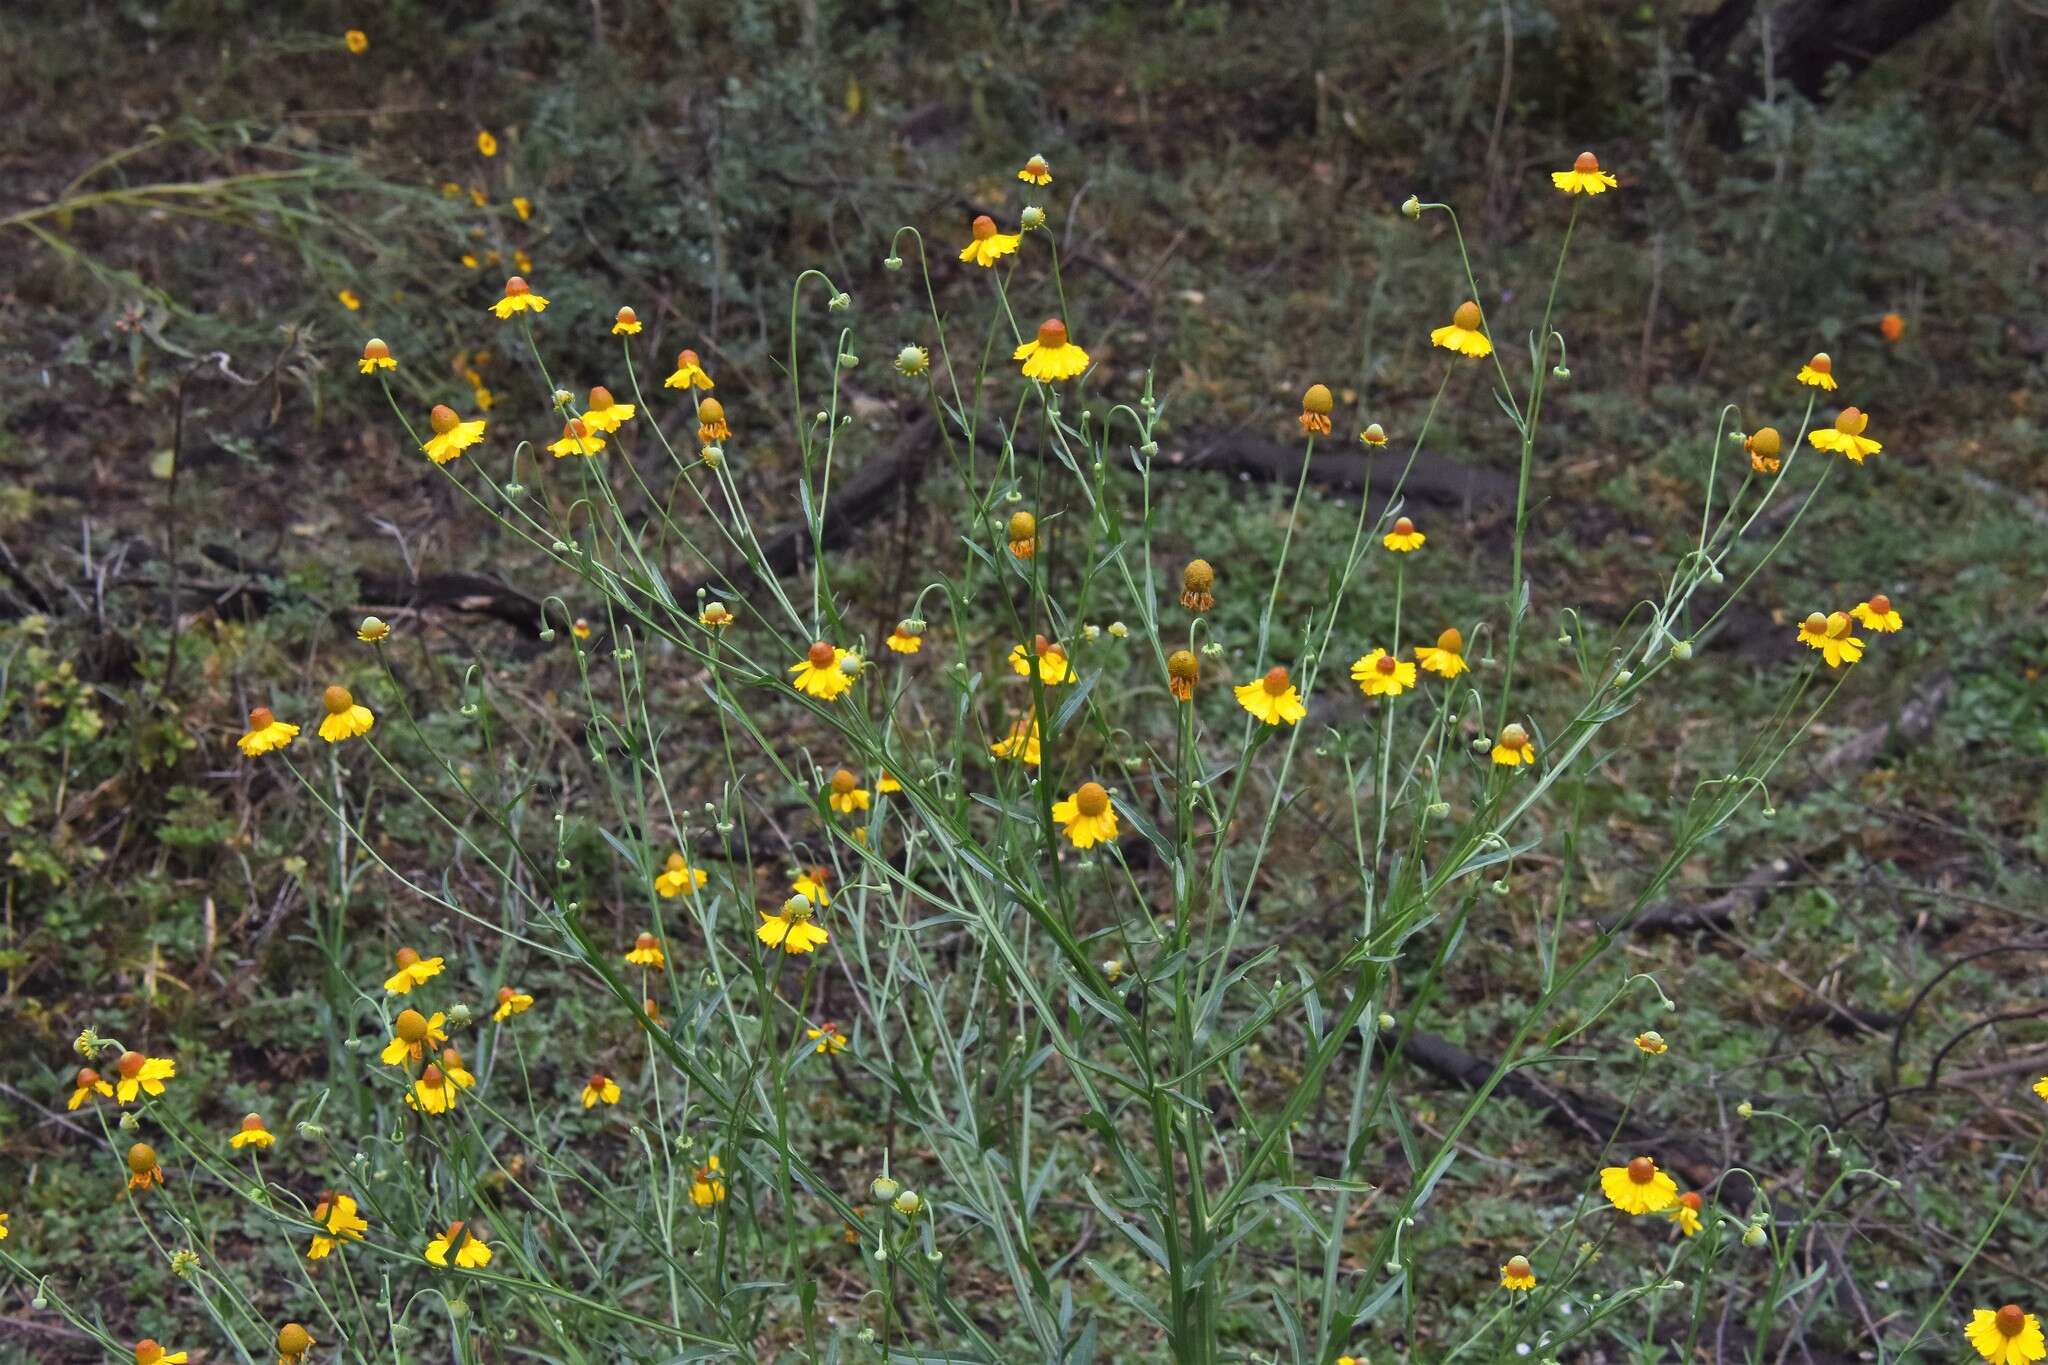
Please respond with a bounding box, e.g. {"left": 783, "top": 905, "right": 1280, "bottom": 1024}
{"left": 430, "top": 404, "right": 459, "bottom": 435}
{"left": 1836, "top": 407, "right": 1866, "bottom": 435}
{"left": 1393, "top": 516, "right": 1415, "bottom": 536}
{"left": 1009, "top": 511, "right": 1036, "bottom": 539}
{"left": 241, "top": 1113, "right": 265, "bottom": 1132}
{"left": 1302, "top": 383, "right": 1333, "bottom": 415}
{"left": 1996, "top": 1306, "right": 2026, "bottom": 1338}
{"left": 831, "top": 769, "right": 858, "bottom": 795}
{"left": 137, "top": 1340, "right": 165, "bottom": 1364}
{"left": 128, "top": 1142, "right": 158, "bottom": 1174}
{"left": 1679, "top": 1192, "right": 1703, "bottom": 1212}
{"left": 1500, "top": 724, "right": 1529, "bottom": 749}
{"left": 1747, "top": 426, "right": 1781, "bottom": 457}
{"left": 78, "top": 1067, "right": 102, "bottom": 1088}
{"left": 563, "top": 418, "right": 590, "bottom": 441}
{"left": 1867, "top": 593, "right": 1891, "bottom": 614}
{"left": 1168, "top": 649, "right": 1199, "bottom": 682}
{"left": 503, "top": 275, "right": 529, "bottom": 297}
{"left": 1626, "top": 1156, "right": 1656, "bottom": 1185}
{"left": 1025, "top": 156, "right": 1048, "bottom": 175}
{"left": 807, "top": 641, "right": 837, "bottom": 668}
{"left": 635, "top": 932, "right": 657, "bottom": 951}
{"left": 1075, "top": 782, "right": 1110, "bottom": 818}
{"left": 441, "top": 1047, "right": 463, "bottom": 1070}
{"left": 1262, "top": 666, "right": 1291, "bottom": 696}
{"left": 699, "top": 398, "right": 725, "bottom": 423}
{"left": 588, "top": 386, "right": 614, "bottom": 411}
{"left": 1036, "top": 318, "right": 1069, "bottom": 349}
{"left": 248, "top": 706, "right": 276, "bottom": 728}
{"left": 588, "top": 1073, "right": 608, "bottom": 1089}
{"left": 1453, "top": 300, "right": 1481, "bottom": 330}
{"left": 783, "top": 893, "right": 814, "bottom": 920}
{"left": 442, "top": 1220, "right": 466, "bottom": 1243}
{"left": 703, "top": 602, "right": 731, "bottom": 624}
{"left": 278, "top": 1324, "right": 313, "bottom": 1354}
{"left": 1574, "top": 150, "right": 1599, "bottom": 173}
{"left": 118, "top": 1050, "right": 144, "bottom": 1079}
{"left": 362, "top": 338, "right": 390, "bottom": 361}
{"left": 1827, "top": 611, "right": 1852, "bottom": 636}
{"left": 1436, "top": 627, "right": 1463, "bottom": 653}
{"left": 323, "top": 685, "right": 353, "bottom": 715}
{"left": 395, "top": 1009, "right": 429, "bottom": 1043}
{"left": 972, "top": 214, "right": 997, "bottom": 240}
{"left": 498, "top": 985, "right": 519, "bottom": 1004}
{"left": 1362, "top": 422, "right": 1387, "bottom": 444}
{"left": 1375, "top": 654, "right": 1396, "bottom": 675}
{"left": 1506, "top": 1255, "right": 1532, "bottom": 1277}
{"left": 394, "top": 946, "right": 420, "bottom": 968}
{"left": 678, "top": 348, "right": 700, "bottom": 368}
{"left": 421, "top": 1064, "right": 445, "bottom": 1087}
{"left": 616, "top": 307, "right": 637, "bottom": 325}
{"left": 1184, "top": 559, "right": 1214, "bottom": 591}
{"left": 1807, "top": 352, "right": 1831, "bottom": 374}
{"left": 1803, "top": 612, "right": 1829, "bottom": 633}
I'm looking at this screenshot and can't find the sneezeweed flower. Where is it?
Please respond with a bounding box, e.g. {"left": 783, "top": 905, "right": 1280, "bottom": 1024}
{"left": 612, "top": 306, "right": 642, "bottom": 335}
{"left": 1600, "top": 1155, "right": 1678, "bottom": 1215}
{"left": 69, "top": 1066, "right": 113, "bottom": 1109}
{"left": 1017, "top": 154, "right": 1052, "bottom": 185}
{"left": 134, "top": 1340, "right": 189, "bottom": 1364}
{"left": 1299, "top": 383, "right": 1334, "bottom": 435}
{"left": 1796, "top": 352, "right": 1837, "bottom": 390}
{"left": 344, "top": 29, "right": 368, "bottom": 53}
{"left": 886, "top": 620, "right": 923, "bottom": 653}
{"left": 991, "top": 715, "right": 1042, "bottom": 765}
{"left": 438, "top": 1047, "right": 476, "bottom": 1089}
{"left": 1634, "top": 1030, "right": 1668, "bottom": 1055}
{"left": 1796, "top": 611, "right": 1864, "bottom": 668}
{"left": 690, "top": 1156, "right": 728, "bottom": 1206}
{"left": 1745, "top": 425, "right": 1782, "bottom": 474}
{"left": 127, "top": 1142, "right": 165, "bottom": 1191}
{"left": 115, "top": 1051, "right": 176, "bottom": 1103}
{"left": 277, "top": 1322, "right": 315, "bottom": 1363}
{"left": 1052, "top": 782, "right": 1119, "bottom": 849}
{"left": 665, "top": 348, "right": 715, "bottom": 390}
{"left": 1181, "top": 558, "right": 1215, "bottom": 612}
{"left": 337, "top": 288, "right": 361, "bottom": 312}
{"left": 1167, "top": 649, "right": 1200, "bottom": 701}
{"left": 1235, "top": 666, "right": 1307, "bottom": 726}
{"left": 549, "top": 417, "right": 606, "bottom": 458}
{"left": 1880, "top": 311, "right": 1905, "bottom": 343}
{"left": 1851, "top": 593, "right": 1903, "bottom": 632}
{"left": 626, "top": 932, "right": 667, "bottom": 969}
{"left": 959, "top": 214, "right": 1021, "bottom": 267}
{"left": 581, "top": 1073, "right": 622, "bottom": 1108}
{"left": 238, "top": 706, "right": 300, "bottom": 756}
{"left": 307, "top": 1193, "right": 369, "bottom": 1258}
{"left": 493, "top": 985, "right": 534, "bottom": 1021}
{"left": 513, "top": 195, "right": 533, "bottom": 220}
{"left": 357, "top": 338, "right": 397, "bottom": 374}
{"left": 808, "top": 1021, "right": 848, "bottom": 1054}
{"left": 1415, "top": 627, "right": 1468, "bottom": 678}
{"left": 827, "top": 768, "right": 871, "bottom": 814}
{"left": 1430, "top": 300, "right": 1493, "bottom": 358}
{"left": 758, "top": 893, "right": 829, "bottom": 953}
{"left": 1492, "top": 722, "right": 1537, "bottom": 767}
{"left": 571, "top": 617, "right": 593, "bottom": 642}
{"left": 790, "top": 640, "right": 856, "bottom": 700}
{"left": 1669, "top": 1191, "right": 1704, "bottom": 1237}
{"left": 422, "top": 404, "right": 487, "bottom": 464}
{"left": 410, "top": 1064, "right": 460, "bottom": 1115}
{"left": 356, "top": 615, "right": 390, "bottom": 643}
{"left": 380, "top": 1008, "right": 449, "bottom": 1066}
{"left": 894, "top": 344, "right": 930, "bottom": 377}
{"left": 476, "top": 129, "right": 498, "bottom": 156}
{"left": 1967, "top": 1305, "right": 2044, "bottom": 1365}
{"left": 317, "top": 685, "right": 374, "bottom": 743}
{"left": 581, "top": 385, "right": 635, "bottom": 434}
{"left": 230, "top": 1113, "right": 275, "bottom": 1150}
{"left": 1360, "top": 422, "right": 1387, "bottom": 447}
{"left": 1352, "top": 649, "right": 1418, "bottom": 699}
{"left": 1014, "top": 318, "right": 1091, "bottom": 382}
{"left": 2032, "top": 1074, "right": 2047, "bottom": 1102}
{"left": 1551, "top": 149, "right": 1618, "bottom": 195}
{"left": 1382, "top": 516, "right": 1426, "bottom": 552}
{"left": 877, "top": 771, "right": 902, "bottom": 793}
{"left": 1809, "top": 406, "right": 1882, "bottom": 462}
{"left": 696, "top": 397, "right": 730, "bottom": 444}
{"left": 489, "top": 275, "right": 547, "bottom": 318}
{"left": 1500, "top": 1254, "right": 1537, "bottom": 1291}
{"left": 426, "top": 1221, "right": 492, "bottom": 1268}
{"left": 699, "top": 601, "right": 735, "bottom": 630}
{"left": 382, "top": 946, "right": 443, "bottom": 994}
{"left": 794, "top": 868, "right": 832, "bottom": 907}
{"left": 1009, "top": 635, "right": 1074, "bottom": 685}
{"left": 1007, "top": 510, "right": 1038, "bottom": 558}
{"left": 655, "top": 852, "right": 706, "bottom": 898}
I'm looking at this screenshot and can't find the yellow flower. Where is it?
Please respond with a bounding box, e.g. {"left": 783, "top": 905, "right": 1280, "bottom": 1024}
{"left": 1017, "top": 154, "right": 1052, "bottom": 185}
{"left": 382, "top": 946, "right": 444, "bottom": 994}
{"left": 664, "top": 347, "right": 715, "bottom": 390}
{"left": 886, "top": 623, "right": 923, "bottom": 653}
{"left": 344, "top": 29, "right": 368, "bottom": 54}
{"left": 1600, "top": 1156, "right": 1678, "bottom": 1215}
{"left": 1014, "top": 318, "right": 1090, "bottom": 382}
{"left": 2033, "top": 1075, "right": 2048, "bottom": 1103}
{"left": 1796, "top": 352, "right": 1838, "bottom": 390}
{"left": 230, "top": 1113, "right": 275, "bottom": 1150}
{"left": 238, "top": 706, "right": 299, "bottom": 756}
{"left": 1634, "top": 1030, "right": 1667, "bottom": 1055}
{"left": 549, "top": 417, "right": 606, "bottom": 459}
{"left": 69, "top": 1066, "right": 113, "bottom": 1110}
{"left": 626, "top": 932, "right": 667, "bottom": 969}
{"left": 409, "top": 1064, "right": 460, "bottom": 1115}
{"left": 422, "top": 404, "right": 486, "bottom": 464}
{"left": 1235, "top": 665, "right": 1307, "bottom": 726}
{"left": 758, "top": 895, "right": 829, "bottom": 954}
{"left": 690, "top": 1155, "right": 727, "bottom": 1206}
{"left": 1300, "top": 383, "right": 1334, "bottom": 436}
{"left": 581, "top": 1073, "right": 622, "bottom": 1108}
{"left": 1168, "top": 648, "right": 1200, "bottom": 702}
{"left": 1968, "top": 1306, "right": 2046, "bottom": 1365}
{"left": 959, "top": 214, "right": 1021, "bottom": 267}
{"left": 379, "top": 1008, "right": 449, "bottom": 1066}
{"left": 696, "top": 397, "right": 730, "bottom": 444}
{"left": 1007, "top": 510, "right": 1038, "bottom": 558}
{"left": 991, "top": 715, "right": 1042, "bottom": 765}
{"left": 115, "top": 1051, "right": 176, "bottom": 1103}
{"left": 476, "top": 130, "right": 498, "bottom": 157}
{"left": 827, "top": 768, "right": 872, "bottom": 814}
{"left": 356, "top": 338, "right": 397, "bottom": 374}
{"left": 699, "top": 601, "right": 734, "bottom": 630}
{"left": 581, "top": 385, "right": 636, "bottom": 433}
{"left": 1360, "top": 422, "right": 1388, "bottom": 447}
{"left": 307, "top": 1193, "right": 369, "bottom": 1258}
{"left": 460, "top": 251, "right": 479, "bottom": 268}
{"left": 1669, "top": 1191, "right": 1704, "bottom": 1237}
{"left": 1745, "top": 425, "right": 1782, "bottom": 474}
{"left": 1430, "top": 300, "right": 1492, "bottom": 358}
{"left": 126, "top": 1142, "right": 165, "bottom": 1191}
{"left": 437, "top": 1047, "right": 476, "bottom": 1090}
{"left": 336, "top": 288, "right": 361, "bottom": 312}
{"left": 790, "top": 640, "right": 856, "bottom": 700}
{"left": 508, "top": 193, "right": 533, "bottom": 220}
{"left": 277, "top": 1322, "right": 316, "bottom": 1363}
{"left": 807, "top": 1021, "right": 848, "bottom": 1054}
{"left": 1382, "top": 516, "right": 1426, "bottom": 552}
{"left": 1052, "top": 781, "right": 1119, "bottom": 849}
{"left": 489, "top": 275, "right": 547, "bottom": 318}
{"left": 0, "top": 1211, "right": 8, "bottom": 1240}
{"left": 1492, "top": 722, "right": 1537, "bottom": 767}
{"left": 571, "top": 617, "right": 593, "bottom": 642}
{"left": 317, "top": 684, "right": 374, "bottom": 743}
{"left": 134, "top": 1339, "right": 189, "bottom": 1365}
{"left": 655, "top": 852, "right": 706, "bottom": 898}
{"left": 426, "top": 1221, "right": 493, "bottom": 1268}
{"left": 794, "top": 868, "right": 831, "bottom": 907}
{"left": 1009, "top": 635, "right": 1074, "bottom": 685}
{"left": 1181, "top": 558, "right": 1216, "bottom": 612}
{"left": 1808, "top": 406, "right": 1882, "bottom": 462}
{"left": 877, "top": 771, "right": 902, "bottom": 793}
{"left": 1499, "top": 1254, "right": 1537, "bottom": 1291}
{"left": 1551, "top": 149, "right": 1618, "bottom": 195}
{"left": 1850, "top": 594, "right": 1902, "bottom": 633}
{"left": 1351, "top": 648, "right": 1418, "bottom": 698}
{"left": 611, "top": 305, "right": 641, "bottom": 335}
{"left": 1795, "top": 611, "right": 1864, "bottom": 669}
{"left": 493, "top": 985, "right": 534, "bottom": 1021}
{"left": 1415, "top": 627, "right": 1468, "bottom": 678}
{"left": 356, "top": 616, "right": 390, "bottom": 643}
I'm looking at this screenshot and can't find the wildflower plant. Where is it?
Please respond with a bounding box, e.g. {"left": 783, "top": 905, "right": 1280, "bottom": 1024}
{"left": 12, "top": 146, "right": 2027, "bottom": 1365}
